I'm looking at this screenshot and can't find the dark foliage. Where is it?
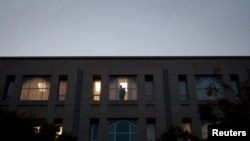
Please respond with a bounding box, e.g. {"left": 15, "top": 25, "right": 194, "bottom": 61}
{"left": 156, "top": 126, "right": 199, "bottom": 141}
{"left": 198, "top": 67, "right": 250, "bottom": 132}
{"left": 0, "top": 108, "right": 77, "bottom": 141}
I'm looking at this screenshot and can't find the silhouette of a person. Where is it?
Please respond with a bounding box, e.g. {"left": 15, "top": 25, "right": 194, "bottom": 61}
{"left": 119, "top": 85, "right": 126, "bottom": 100}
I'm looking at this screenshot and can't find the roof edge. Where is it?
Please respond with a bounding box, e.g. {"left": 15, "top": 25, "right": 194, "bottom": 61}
{"left": 0, "top": 56, "right": 250, "bottom": 59}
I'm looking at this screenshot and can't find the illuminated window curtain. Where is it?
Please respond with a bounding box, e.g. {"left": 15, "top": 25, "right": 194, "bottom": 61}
{"left": 20, "top": 77, "right": 50, "bottom": 101}
{"left": 93, "top": 75, "right": 101, "bottom": 101}
{"left": 58, "top": 77, "right": 67, "bottom": 101}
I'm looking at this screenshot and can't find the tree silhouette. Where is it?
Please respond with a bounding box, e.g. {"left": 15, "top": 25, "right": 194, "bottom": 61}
{"left": 156, "top": 126, "right": 199, "bottom": 141}
{"left": 198, "top": 67, "right": 250, "bottom": 124}
{"left": 0, "top": 108, "right": 76, "bottom": 141}
{"left": 197, "top": 67, "right": 250, "bottom": 141}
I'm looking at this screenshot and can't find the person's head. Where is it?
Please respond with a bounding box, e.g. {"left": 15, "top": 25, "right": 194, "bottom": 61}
{"left": 120, "top": 85, "right": 122, "bottom": 88}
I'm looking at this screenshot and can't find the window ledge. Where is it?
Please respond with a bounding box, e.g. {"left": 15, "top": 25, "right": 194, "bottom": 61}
{"left": 0, "top": 101, "right": 9, "bottom": 106}
{"left": 18, "top": 101, "right": 48, "bottom": 106}
{"left": 108, "top": 100, "right": 138, "bottom": 106}
{"left": 56, "top": 101, "right": 65, "bottom": 106}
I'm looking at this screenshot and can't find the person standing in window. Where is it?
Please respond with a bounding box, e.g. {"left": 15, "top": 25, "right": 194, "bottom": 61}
{"left": 119, "top": 85, "right": 126, "bottom": 100}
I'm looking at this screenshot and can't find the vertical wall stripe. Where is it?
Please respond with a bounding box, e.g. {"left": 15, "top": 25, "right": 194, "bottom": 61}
{"left": 248, "top": 68, "right": 250, "bottom": 80}
{"left": 162, "top": 69, "right": 172, "bottom": 129}
{"left": 72, "top": 69, "right": 83, "bottom": 137}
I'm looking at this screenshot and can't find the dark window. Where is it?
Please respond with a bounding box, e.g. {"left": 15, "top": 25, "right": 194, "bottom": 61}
{"left": 230, "top": 74, "right": 239, "bottom": 94}
{"left": 179, "top": 75, "right": 188, "bottom": 100}
{"left": 3, "top": 75, "right": 15, "bottom": 101}
{"left": 146, "top": 119, "right": 156, "bottom": 141}
{"left": 108, "top": 120, "right": 138, "bottom": 141}
{"left": 145, "top": 75, "right": 154, "bottom": 100}
{"left": 90, "top": 119, "right": 99, "bottom": 141}
{"left": 195, "top": 75, "right": 223, "bottom": 100}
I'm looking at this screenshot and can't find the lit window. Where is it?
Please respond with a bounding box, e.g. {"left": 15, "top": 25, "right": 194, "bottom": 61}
{"left": 195, "top": 75, "right": 223, "bottom": 100}
{"left": 54, "top": 118, "right": 63, "bottom": 140}
{"left": 34, "top": 126, "right": 41, "bottom": 134}
{"left": 38, "top": 82, "right": 47, "bottom": 92}
{"left": 109, "top": 76, "right": 137, "bottom": 100}
{"left": 183, "top": 118, "right": 192, "bottom": 133}
{"left": 58, "top": 75, "right": 67, "bottom": 101}
{"left": 56, "top": 126, "right": 63, "bottom": 135}
{"left": 33, "top": 118, "right": 45, "bottom": 134}
{"left": 20, "top": 76, "right": 50, "bottom": 101}
{"left": 93, "top": 75, "right": 101, "bottom": 101}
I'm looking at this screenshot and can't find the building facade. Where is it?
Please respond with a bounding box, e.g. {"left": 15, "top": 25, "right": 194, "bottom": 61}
{"left": 0, "top": 56, "right": 249, "bottom": 141}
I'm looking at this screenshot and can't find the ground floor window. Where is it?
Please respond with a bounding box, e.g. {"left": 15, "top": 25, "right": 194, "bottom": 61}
{"left": 108, "top": 120, "right": 138, "bottom": 141}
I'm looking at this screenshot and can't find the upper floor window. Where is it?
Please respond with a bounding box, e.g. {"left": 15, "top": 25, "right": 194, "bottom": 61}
{"left": 109, "top": 76, "right": 137, "bottom": 100}
{"left": 20, "top": 76, "right": 50, "bottom": 101}
{"left": 230, "top": 74, "right": 239, "bottom": 94}
{"left": 179, "top": 75, "right": 188, "bottom": 100}
{"left": 58, "top": 75, "right": 67, "bottom": 101}
{"left": 145, "top": 75, "right": 154, "bottom": 101}
{"left": 93, "top": 75, "right": 101, "bottom": 101}
{"left": 195, "top": 75, "right": 223, "bottom": 100}
{"left": 2, "top": 75, "right": 15, "bottom": 101}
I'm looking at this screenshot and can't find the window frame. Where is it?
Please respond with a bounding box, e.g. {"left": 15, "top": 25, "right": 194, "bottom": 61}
{"left": 109, "top": 76, "right": 137, "bottom": 101}
{"left": 107, "top": 120, "right": 138, "bottom": 141}
{"left": 145, "top": 75, "right": 154, "bottom": 101}
{"left": 58, "top": 75, "right": 68, "bottom": 101}
{"left": 3, "top": 75, "right": 15, "bottom": 101}
{"left": 93, "top": 75, "right": 101, "bottom": 101}
{"left": 178, "top": 75, "right": 188, "bottom": 100}
{"left": 195, "top": 75, "right": 224, "bottom": 100}
{"left": 20, "top": 76, "right": 51, "bottom": 101}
